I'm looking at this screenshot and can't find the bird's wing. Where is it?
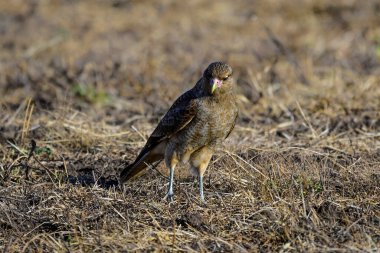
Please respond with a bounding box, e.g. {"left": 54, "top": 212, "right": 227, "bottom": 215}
{"left": 133, "top": 89, "right": 198, "bottom": 164}
{"left": 120, "top": 82, "right": 203, "bottom": 183}
{"left": 225, "top": 110, "right": 238, "bottom": 139}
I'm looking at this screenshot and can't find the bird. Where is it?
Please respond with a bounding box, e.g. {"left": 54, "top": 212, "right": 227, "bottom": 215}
{"left": 120, "top": 62, "right": 238, "bottom": 202}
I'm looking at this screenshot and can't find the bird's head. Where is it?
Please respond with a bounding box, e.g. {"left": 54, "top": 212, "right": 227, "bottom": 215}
{"left": 203, "top": 62, "right": 233, "bottom": 95}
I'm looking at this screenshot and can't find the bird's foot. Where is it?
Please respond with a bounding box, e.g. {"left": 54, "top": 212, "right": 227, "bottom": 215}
{"left": 163, "top": 192, "right": 174, "bottom": 202}
{"left": 199, "top": 197, "right": 207, "bottom": 206}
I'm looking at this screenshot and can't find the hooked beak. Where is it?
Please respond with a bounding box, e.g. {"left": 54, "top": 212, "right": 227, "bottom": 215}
{"left": 211, "top": 78, "right": 222, "bottom": 93}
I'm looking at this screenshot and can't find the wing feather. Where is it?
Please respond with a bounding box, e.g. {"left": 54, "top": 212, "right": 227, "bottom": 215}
{"left": 131, "top": 88, "right": 198, "bottom": 166}
{"left": 225, "top": 111, "right": 238, "bottom": 139}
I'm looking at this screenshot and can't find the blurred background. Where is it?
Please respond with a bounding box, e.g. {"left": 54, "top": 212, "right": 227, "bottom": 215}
{"left": 1, "top": 0, "right": 379, "bottom": 111}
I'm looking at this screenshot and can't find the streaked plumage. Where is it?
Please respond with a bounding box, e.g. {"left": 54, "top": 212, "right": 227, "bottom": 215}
{"left": 120, "top": 62, "right": 238, "bottom": 202}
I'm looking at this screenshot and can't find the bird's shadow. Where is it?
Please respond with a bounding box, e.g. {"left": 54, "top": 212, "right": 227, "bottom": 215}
{"left": 66, "top": 168, "right": 120, "bottom": 189}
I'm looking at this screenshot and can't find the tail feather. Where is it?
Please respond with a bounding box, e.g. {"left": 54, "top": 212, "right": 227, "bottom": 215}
{"left": 120, "top": 149, "right": 164, "bottom": 183}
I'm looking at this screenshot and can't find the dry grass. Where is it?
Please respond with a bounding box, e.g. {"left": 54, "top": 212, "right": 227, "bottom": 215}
{"left": 0, "top": 0, "right": 379, "bottom": 252}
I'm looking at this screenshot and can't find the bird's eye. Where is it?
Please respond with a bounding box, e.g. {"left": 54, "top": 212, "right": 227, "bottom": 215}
{"left": 222, "top": 76, "right": 229, "bottom": 81}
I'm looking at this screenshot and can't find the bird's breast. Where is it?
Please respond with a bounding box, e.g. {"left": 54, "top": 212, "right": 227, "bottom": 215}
{"left": 169, "top": 94, "right": 237, "bottom": 161}
{"left": 194, "top": 96, "right": 237, "bottom": 143}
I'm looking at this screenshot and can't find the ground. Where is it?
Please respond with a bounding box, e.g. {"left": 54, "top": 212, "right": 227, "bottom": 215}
{"left": 0, "top": 0, "right": 379, "bottom": 252}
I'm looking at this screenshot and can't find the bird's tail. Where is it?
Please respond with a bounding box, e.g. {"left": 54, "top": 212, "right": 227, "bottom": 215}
{"left": 120, "top": 148, "right": 164, "bottom": 183}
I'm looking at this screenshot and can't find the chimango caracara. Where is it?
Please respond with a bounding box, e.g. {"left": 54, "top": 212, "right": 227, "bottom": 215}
{"left": 120, "top": 62, "right": 238, "bottom": 202}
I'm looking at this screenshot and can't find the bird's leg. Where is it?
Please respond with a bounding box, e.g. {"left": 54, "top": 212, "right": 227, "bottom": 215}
{"left": 167, "top": 165, "right": 175, "bottom": 201}
{"left": 163, "top": 164, "right": 176, "bottom": 202}
{"left": 189, "top": 147, "right": 213, "bottom": 203}
{"left": 199, "top": 175, "right": 205, "bottom": 203}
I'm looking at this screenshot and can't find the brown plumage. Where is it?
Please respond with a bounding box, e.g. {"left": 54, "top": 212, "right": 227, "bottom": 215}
{"left": 120, "top": 62, "right": 238, "bottom": 202}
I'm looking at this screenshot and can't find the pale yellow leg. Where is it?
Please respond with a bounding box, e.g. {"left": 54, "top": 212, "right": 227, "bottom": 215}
{"left": 189, "top": 147, "right": 213, "bottom": 202}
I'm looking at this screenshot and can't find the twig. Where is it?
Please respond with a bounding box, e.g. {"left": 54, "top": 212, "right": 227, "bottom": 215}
{"left": 131, "top": 125, "right": 147, "bottom": 142}
{"left": 24, "top": 35, "right": 65, "bottom": 58}
{"left": 24, "top": 139, "right": 37, "bottom": 180}
{"left": 296, "top": 100, "right": 317, "bottom": 138}
{"left": 4, "top": 100, "right": 26, "bottom": 126}
{"left": 145, "top": 160, "right": 167, "bottom": 179}
{"left": 31, "top": 156, "right": 58, "bottom": 184}
{"left": 21, "top": 98, "right": 34, "bottom": 145}
{"left": 223, "top": 150, "right": 269, "bottom": 180}
{"left": 7, "top": 140, "right": 27, "bottom": 155}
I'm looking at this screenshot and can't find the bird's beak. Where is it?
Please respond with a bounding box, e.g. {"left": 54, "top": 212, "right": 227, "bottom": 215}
{"left": 211, "top": 78, "right": 222, "bottom": 93}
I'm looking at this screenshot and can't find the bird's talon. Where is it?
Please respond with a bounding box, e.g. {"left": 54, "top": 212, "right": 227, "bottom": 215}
{"left": 163, "top": 193, "right": 174, "bottom": 202}
{"left": 199, "top": 199, "right": 207, "bottom": 207}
